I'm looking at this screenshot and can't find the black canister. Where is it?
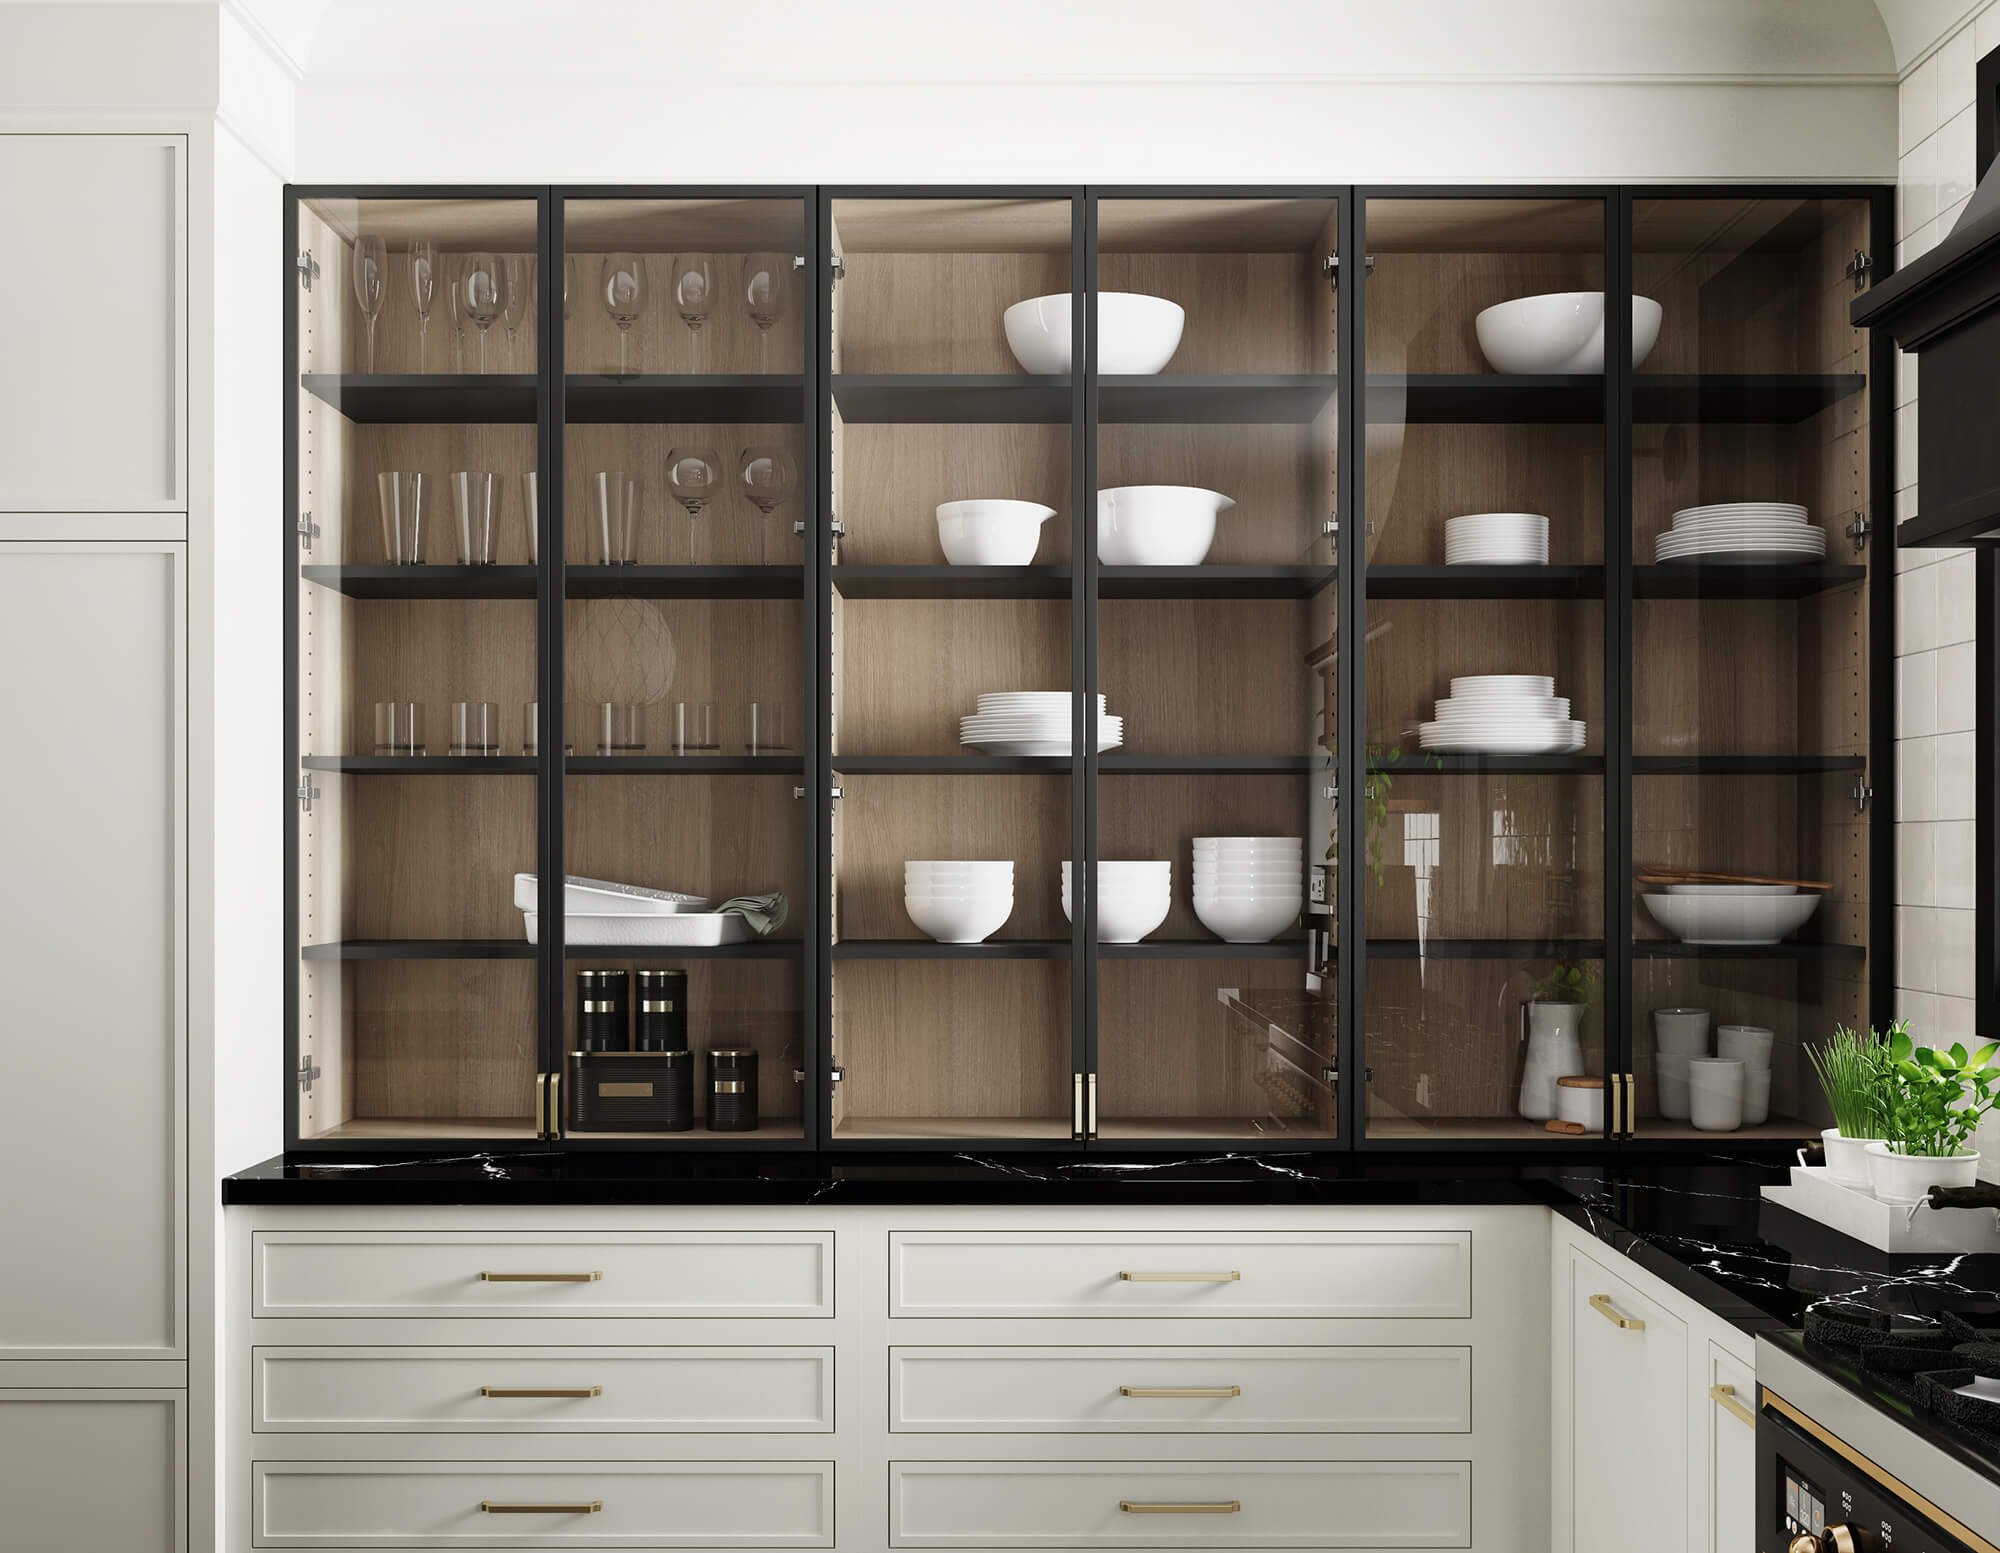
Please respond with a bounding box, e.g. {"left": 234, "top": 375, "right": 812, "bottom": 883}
{"left": 570, "top": 1049, "right": 693, "bottom": 1132}
{"left": 705, "top": 1046, "right": 759, "bottom": 1132}
{"left": 575, "top": 969, "right": 629, "bottom": 1052}
{"left": 634, "top": 968, "right": 689, "bottom": 1052}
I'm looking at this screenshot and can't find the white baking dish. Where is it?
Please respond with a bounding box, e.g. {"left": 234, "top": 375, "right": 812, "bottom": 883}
{"left": 513, "top": 873, "right": 709, "bottom": 916}
{"left": 522, "top": 909, "right": 752, "bottom": 947}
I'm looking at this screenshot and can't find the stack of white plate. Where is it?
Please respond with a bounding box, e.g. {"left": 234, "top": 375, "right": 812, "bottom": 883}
{"left": 960, "top": 692, "right": 1122, "bottom": 756}
{"left": 1419, "top": 674, "right": 1585, "bottom": 754}
{"left": 1192, "top": 837, "right": 1303, "bottom": 944}
{"left": 1655, "top": 502, "right": 1825, "bottom": 566}
{"left": 1061, "top": 860, "right": 1171, "bottom": 943}
{"left": 1444, "top": 512, "right": 1550, "bottom": 566}
{"left": 904, "top": 860, "right": 1014, "bottom": 944}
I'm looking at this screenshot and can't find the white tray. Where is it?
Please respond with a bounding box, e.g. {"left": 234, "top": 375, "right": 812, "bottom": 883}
{"left": 513, "top": 873, "right": 708, "bottom": 916}
{"left": 1761, "top": 1165, "right": 2000, "bottom": 1253}
{"left": 522, "top": 910, "right": 752, "bottom": 947}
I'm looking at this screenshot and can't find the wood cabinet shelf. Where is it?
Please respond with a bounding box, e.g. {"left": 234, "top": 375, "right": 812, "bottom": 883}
{"left": 1632, "top": 941, "right": 1867, "bottom": 961}
{"left": 832, "top": 565, "right": 1072, "bottom": 599}
{"left": 1362, "top": 372, "right": 1862, "bottom": 425}
{"left": 563, "top": 373, "right": 803, "bottom": 423}
{"left": 1367, "top": 565, "right": 1604, "bottom": 599}
{"left": 303, "top": 564, "right": 541, "bottom": 599}
{"left": 299, "top": 372, "right": 537, "bottom": 423}
{"left": 1099, "top": 565, "right": 1335, "bottom": 599}
{"left": 567, "top": 564, "right": 804, "bottom": 599}
{"left": 563, "top": 939, "right": 803, "bottom": 960}
{"left": 301, "top": 939, "right": 538, "bottom": 960}
{"left": 1631, "top": 564, "right": 1865, "bottom": 598}
{"left": 831, "top": 755, "right": 1072, "bottom": 774}
{"left": 566, "top": 755, "right": 804, "bottom": 774}
{"left": 1367, "top": 938, "right": 1607, "bottom": 960}
{"left": 1099, "top": 373, "right": 1337, "bottom": 424}
{"left": 1630, "top": 755, "right": 1867, "bottom": 774}
{"left": 831, "top": 374, "right": 1071, "bottom": 423}
{"left": 300, "top": 755, "right": 539, "bottom": 773}
{"left": 832, "top": 939, "right": 1074, "bottom": 959}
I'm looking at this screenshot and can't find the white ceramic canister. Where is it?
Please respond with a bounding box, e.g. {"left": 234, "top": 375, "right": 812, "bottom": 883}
{"left": 1687, "top": 1057, "right": 1744, "bottom": 1133}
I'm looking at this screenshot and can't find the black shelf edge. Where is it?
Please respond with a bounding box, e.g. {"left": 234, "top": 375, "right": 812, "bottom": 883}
{"left": 1631, "top": 755, "right": 1867, "bottom": 774}
{"left": 1632, "top": 940, "right": 1868, "bottom": 961}
{"left": 1367, "top": 565, "right": 1604, "bottom": 600}
{"left": 299, "top": 373, "right": 536, "bottom": 423}
{"left": 832, "top": 755, "right": 1073, "bottom": 774}
{"left": 1371, "top": 754, "right": 1605, "bottom": 775}
{"left": 1367, "top": 938, "right": 1608, "bottom": 960}
{"left": 832, "top": 565, "right": 1072, "bottom": 600}
{"left": 832, "top": 939, "right": 1074, "bottom": 960}
{"left": 1098, "top": 754, "right": 1323, "bottom": 774}
{"left": 1099, "top": 565, "right": 1336, "bottom": 600}
{"left": 1098, "top": 374, "right": 1337, "bottom": 424}
{"left": 302, "top": 939, "right": 537, "bottom": 961}
{"left": 831, "top": 374, "right": 1071, "bottom": 424}
{"left": 563, "top": 374, "right": 804, "bottom": 424}
{"left": 1632, "top": 563, "right": 1866, "bottom": 599}
{"left": 567, "top": 565, "right": 804, "bottom": 599}
{"left": 302, "top": 564, "right": 540, "bottom": 599}
{"left": 565, "top": 755, "right": 804, "bottom": 774}
{"left": 1361, "top": 373, "right": 1863, "bottom": 426}
{"left": 564, "top": 939, "right": 803, "bottom": 960}
{"left": 1098, "top": 940, "right": 1310, "bottom": 959}
{"left": 1632, "top": 372, "right": 1866, "bottom": 424}
{"left": 300, "top": 755, "right": 539, "bottom": 774}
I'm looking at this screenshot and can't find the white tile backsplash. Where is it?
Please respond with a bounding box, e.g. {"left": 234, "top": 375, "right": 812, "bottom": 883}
{"left": 1981, "top": 0, "right": 2000, "bottom": 62}
{"left": 1897, "top": 400, "right": 1920, "bottom": 492}
{"left": 1897, "top": 345, "right": 1919, "bottom": 408}
{"left": 1899, "top": 733, "right": 1937, "bottom": 821}
{"left": 1900, "top": 820, "right": 1936, "bottom": 906}
{"left": 1938, "top": 25, "right": 1979, "bottom": 120}
{"left": 1937, "top": 818, "right": 1978, "bottom": 908}
{"left": 1900, "top": 904, "right": 1940, "bottom": 992}
{"left": 1937, "top": 639, "right": 1977, "bottom": 733}
{"left": 1898, "top": 987, "right": 1937, "bottom": 1031}
{"left": 1901, "top": 50, "right": 1939, "bottom": 153}
{"left": 1898, "top": 561, "right": 1940, "bottom": 654}
{"left": 1901, "top": 218, "right": 1941, "bottom": 268}
{"left": 1939, "top": 551, "right": 1977, "bottom": 644}
{"left": 1939, "top": 106, "right": 1978, "bottom": 215}
{"left": 1901, "top": 134, "right": 1940, "bottom": 237}
{"left": 1937, "top": 907, "right": 1978, "bottom": 999}
{"left": 1898, "top": 649, "right": 1938, "bottom": 737}
{"left": 1933, "top": 990, "right": 1980, "bottom": 1039}
{"left": 1937, "top": 730, "right": 1976, "bottom": 820}
{"left": 1895, "top": 490, "right": 1925, "bottom": 563}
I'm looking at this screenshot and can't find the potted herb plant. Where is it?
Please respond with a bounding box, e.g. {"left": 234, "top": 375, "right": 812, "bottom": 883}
{"left": 1803, "top": 1023, "right": 1888, "bottom": 1187}
{"left": 1862, "top": 1029, "right": 2000, "bottom": 1203}
{"left": 1518, "top": 960, "right": 1597, "bottom": 1121}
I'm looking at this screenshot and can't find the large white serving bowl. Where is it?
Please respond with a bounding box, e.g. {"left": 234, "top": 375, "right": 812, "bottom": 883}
{"left": 1003, "top": 291, "right": 1185, "bottom": 375}
{"left": 904, "top": 891, "right": 1015, "bottom": 944}
{"left": 1193, "top": 893, "right": 1300, "bottom": 944}
{"left": 935, "top": 499, "right": 1058, "bottom": 566}
{"left": 1640, "top": 891, "right": 1820, "bottom": 945}
{"left": 1061, "top": 882, "right": 1171, "bottom": 943}
{"left": 1097, "top": 485, "right": 1237, "bottom": 566}
{"left": 1665, "top": 883, "right": 1796, "bottom": 897}
{"left": 1474, "top": 292, "right": 1663, "bottom": 374}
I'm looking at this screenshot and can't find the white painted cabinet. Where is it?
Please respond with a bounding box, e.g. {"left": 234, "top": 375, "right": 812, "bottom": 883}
{"left": 0, "top": 135, "right": 186, "bottom": 515}
{"left": 0, "top": 1390, "right": 184, "bottom": 1551}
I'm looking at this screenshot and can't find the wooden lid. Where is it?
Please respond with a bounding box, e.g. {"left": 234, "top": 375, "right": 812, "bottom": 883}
{"left": 1556, "top": 1074, "right": 1604, "bottom": 1089}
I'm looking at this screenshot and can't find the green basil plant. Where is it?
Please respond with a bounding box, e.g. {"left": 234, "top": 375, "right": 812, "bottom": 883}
{"left": 1878, "top": 1028, "right": 2000, "bottom": 1158}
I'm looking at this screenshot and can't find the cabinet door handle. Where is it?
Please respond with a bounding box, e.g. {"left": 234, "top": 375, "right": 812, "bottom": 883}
{"left": 1119, "top": 1270, "right": 1241, "bottom": 1282}
{"left": 1120, "top": 1500, "right": 1242, "bottom": 1514}
{"left": 480, "top": 1386, "right": 603, "bottom": 1399}
{"left": 480, "top": 1501, "right": 603, "bottom": 1514}
{"left": 1709, "top": 1383, "right": 1755, "bottom": 1428}
{"left": 479, "top": 1271, "right": 603, "bottom": 1283}
{"left": 1589, "top": 1293, "right": 1645, "bottom": 1330}
{"left": 1120, "top": 1385, "right": 1241, "bottom": 1398}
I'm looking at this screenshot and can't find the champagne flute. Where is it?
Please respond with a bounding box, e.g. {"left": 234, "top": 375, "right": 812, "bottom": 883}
{"left": 665, "top": 446, "right": 722, "bottom": 563}
{"left": 501, "top": 254, "right": 531, "bottom": 370}
{"left": 445, "top": 256, "right": 466, "bottom": 372}
{"left": 738, "top": 445, "right": 797, "bottom": 563}
{"left": 601, "top": 253, "right": 646, "bottom": 375}
{"left": 741, "top": 253, "right": 794, "bottom": 372}
{"left": 671, "top": 254, "right": 713, "bottom": 370}
{"left": 407, "top": 240, "right": 437, "bottom": 372}
{"left": 460, "top": 252, "right": 506, "bottom": 374}
{"left": 352, "top": 235, "right": 386, "bottom": 372}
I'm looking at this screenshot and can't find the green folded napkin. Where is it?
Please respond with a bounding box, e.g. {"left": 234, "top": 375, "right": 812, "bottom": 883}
{"left": 718, "top": 891, "right": 788, "bottom": 936}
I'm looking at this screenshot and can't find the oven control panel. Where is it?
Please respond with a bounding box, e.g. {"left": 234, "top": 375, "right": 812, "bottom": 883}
{"left": 1773, "top": 1448, "right": 1976, "bottom": 1553}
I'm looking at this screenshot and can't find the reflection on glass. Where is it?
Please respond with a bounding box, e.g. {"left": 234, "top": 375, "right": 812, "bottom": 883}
{"left": 352, "top": 235, "right": 386, "bottom": 372}
{"left": 738, "top": 445, "right": 796, "bottom": 563}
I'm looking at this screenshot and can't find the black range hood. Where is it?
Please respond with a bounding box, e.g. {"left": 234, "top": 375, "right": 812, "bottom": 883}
{"left": 1853, "top": 44, "right": 2000, "bottom": 547}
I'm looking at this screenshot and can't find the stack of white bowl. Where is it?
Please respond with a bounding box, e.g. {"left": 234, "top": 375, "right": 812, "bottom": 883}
{"left": 903, "top": 861, "right": 1013, "bottom": 944}
{"left": 935, "top": 499, "right": 1057, "bottom": 566}
{"left": 1444, "top": 512, "right": 1549, "bottom": 566}
{"left": 1061, "top": 860, "right": 1171, "bottom": 943}
{"left": 1654, "top": 502, "right": 1825, "bottom": 566}
{"left": 1640, "top": 884, "right": 1820, "bottom": 946}
{"left": 1652, "top": 1006, "right": 1709, "bottom": 1120}
{"left": 960, "top": 693, "right": 1121, "bottom": 756}
{"left": 1418, "top": 674, "right": 1585, "bottom": 754}
{"left": 1192, "top": 837, "right": 1303, "bottom": 944}
{"left": 1718, "top": 1024, "right": 1774, "bottom": 1126}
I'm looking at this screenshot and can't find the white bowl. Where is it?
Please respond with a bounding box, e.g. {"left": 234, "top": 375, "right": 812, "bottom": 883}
{"left": 1193, "top": 894, "right": 1300, "bottom": 944}
{"left": 1473, "top": 292, "right": 1663, "bottom": 374}
{"left": 935, "top": 499, "right": 1057, "bottom": 566}
{"left": 1097, "top": 485, "right": 1236, "bottom": 566}
{"left": 1450, "top": 675, "right": 1554, "bottom": 696}
{"left": 1194, "top": 835, "right": 1303, "bottom": 848}
{"left": 1003, "top": 291, "right": 1185, "bottom": 375}
{"left": 905, "top": 859, "right": 1014, "bottom": 873}
{"left": 1640, "top": 891, "right": 1821, "bottom": 945}
{"left": 904, "top": 892, "right": 1015, "bottom": 944}
{"left": 1061, "top": 885, "right": 1171, "bottom": 944}
{"left": 1064, "top": 860, "right": 1171, "bottom": 880}
{"left": 906, "top": 883, "right": 1016, "bottom": 899}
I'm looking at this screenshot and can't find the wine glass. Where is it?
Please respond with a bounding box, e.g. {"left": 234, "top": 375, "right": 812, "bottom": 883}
{"left": 741, "top": 253, "right": 793, "bottom": 371}
{"left": 460, "top": 252, "right": 506, "bottom": 373}
{"left": 501, "top": 255, "right": 532, "bottom": 370}
{"left": 444, "top": 256, "right": 466, "bottom": 372}
{"left": 738, "top": 446, "right": 797, "bottom": 563}
{"left": 601, "top": 253, "right": 646, "bottom": 375}
{"left": 407, "top": 241, "right": 437, "bottom": 372}
{"left": 671, "top": 254, "right": 713, "bottom": 369}
{"left": 352, "top": 235, "right": 386, "bottom": 372}
{"left": 665, "top": 446, "right": 722, "bottom": 563}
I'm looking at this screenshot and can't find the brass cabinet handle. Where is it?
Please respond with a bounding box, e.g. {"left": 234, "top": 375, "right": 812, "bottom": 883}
{"left": 480, "top": 1501, "right": 603, "bottom": 1514}
{"left": 479, "top": 1271, "right": 603, "bottom": 1283}
{"left": 480, "top": 1386, "right": 603, "bottom": 1399}
{"left": 1709, "top": 1382, "right": 1755, "bottom": 1428}
{"left": 1119, "top": 1271, "right": 1241, "bottom": 1282}
{"left": 1120, "top": 1500, "right": 1242, "bottom": 1514}
{"left": 1120, "top": 1385, "right": 1241, "bottom": 1398}
{"left": 1589, "top": 1293, "right": 1645, "bottom": 1330}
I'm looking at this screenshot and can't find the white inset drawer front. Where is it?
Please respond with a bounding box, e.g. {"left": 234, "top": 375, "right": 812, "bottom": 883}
{"left": 252, "top": 1460, "right": 833, "bottom": 1547}
{"left": 891, "top": 1346, "right": 1471, "bottom": 1432}
{"left": 254, "top": 1346, "right": 833, "bottom": 1433}
{"left": 889, "top": 1231, "right": 1471, "bottom": 1318}
{"left": 890, "top": 1460, "right": 1471, "bottom": 1547}
{"left": 252, "top": 1232, "right": 832, "bottom": 1319}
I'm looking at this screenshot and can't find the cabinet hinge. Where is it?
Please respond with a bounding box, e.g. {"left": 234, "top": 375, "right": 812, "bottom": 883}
{"left": 296, "top": 1055, "right": 321, "bottom": 1094}
{"left": 829, "top": 253, "right": 846, "bottom": 282}
{"left": 791, "top": 254, "right": 806, "bottom": 271}
{"left": 1852, "top": 770, "right": 1874, "bottom": 814}
{"left": 296, "top": 774, "right": 320, "bottom": 814}
{"left": 296, "top": 248, "right": 320, "bottom": 290}
{"left": 829, "top": 518, "right": 847, "bottom": 538}
{"left": 1845, "top": 511, "right": 1871, "bottom": 554}
{"left": 1845, "top": 249, "right": 1874, "bottom": 292}
{"left": 829, "top": 785, "right": 845, "bottom": 801}
{"left": 1324, "top": 253, "right": 1373, "bottom": 289}
{"left": 296, "top": 509, "right": 319, "bottom": 552}
{"left": 793, "top": 1065, "right": 844, "bottom": 1086}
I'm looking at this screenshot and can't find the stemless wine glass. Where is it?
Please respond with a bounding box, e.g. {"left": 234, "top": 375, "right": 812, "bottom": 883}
{"left": 376, "top": 471, "right": 426, "bottom": 565}
{"left": 671, "top": 254, "right": 714, "bottom": 368}
{"left": 501, "top": 254, "right": 531, "bottom": 370}
{"left": 451, "top": 470, "right": 499, "bottom": 565}
{"left": 741, "top": 253, "right": 793, "bottom": 371}
{"left": 591, "top": 470, "right": 639, "bottom": 565}
{"left": 407, "top": 240, "right": 437, "bottom": 372}
{"left": 665, "top": 447, "right": 722, "bottom": 563}
{"left": 738, "top": 446, "right": 797, "bottom": 563}
{"left": 352, "top": 235, "right": 387, "bottom": 372}
{"left": 460, "top": 252, "right": 506, "bottom": 373}
{"left": 600, "top": 253, "right": 646, "bottom": 375}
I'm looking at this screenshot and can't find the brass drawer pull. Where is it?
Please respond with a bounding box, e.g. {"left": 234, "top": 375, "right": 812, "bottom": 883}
{"left": 480, "top": 1386, "right": 603, "bottom": 1399}
{"left": 1120, "top": 1385, "right": 1241, "bottom": 1398}
{"left": 480, "top": 1501, "right": 603, "bottom": 1514}
{"left": 1709, "top": 1383, "right": 1755, "bottom": 1428}
{"left": 479, "top": 1271, "right": 603, "bottom": 1283}
{"left": 1120, "top": 1500, "right": 1242, "bottom": 1514}
{"left": 1589, "top": 1293, "right": 1645, "bottom": 1330}
{"left": 1119, "top": 1271, "right": 1241, "bottom": 1283}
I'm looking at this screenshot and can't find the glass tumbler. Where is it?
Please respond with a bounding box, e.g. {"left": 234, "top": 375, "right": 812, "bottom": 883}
{"left": 671, "top": 700, "right": 718, "bottom": 754}
{"left": 598, "top": 702, "right": 646, "bottom": 755}
{"left": 450, "top": 701, "right": 501, "bottom": 756}
{"left": 592, "top": 470, "right": 638, "bottom": 565}
{"left": 376, "top": 471, "right": 426, "bottom": 565}
{"left": 746, "top": 700, "right": 790, "bottom": 754}
{"left": 523, "top": 700, "right": 539, "bottom": 757}
{"left": 451, "top": 471, "right": 499, "bottom": 565}
{"left": 373, "top": 701, "right": 425, "bottom": 756}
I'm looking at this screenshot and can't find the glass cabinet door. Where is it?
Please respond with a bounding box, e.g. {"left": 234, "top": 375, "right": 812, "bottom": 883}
{"left": 290, "top": 192, "right": 546, "bottom": 1145}
{"left": 554, "top": 192, "right": 814, "bottom": 1145}
{"left": 823, "top": 192, "right": 1082, "bottom": 1144}
{"left": 1627, "top": 195, "right": 1878, "bottom": 1142}
{"left": 1357, "top": 194, "right": 1613, "bottom": 1145}
{"left": 1087, "top": 193, "right": 1341, "bottom": 1144}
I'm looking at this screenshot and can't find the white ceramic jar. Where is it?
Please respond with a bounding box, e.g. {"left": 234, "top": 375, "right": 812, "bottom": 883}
{"left": 1687, "top": 1057, "right": 1744, "bottom": 1132}
{"left": 1554, "top": 1075, "right": 1605, "bottom": 1132}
